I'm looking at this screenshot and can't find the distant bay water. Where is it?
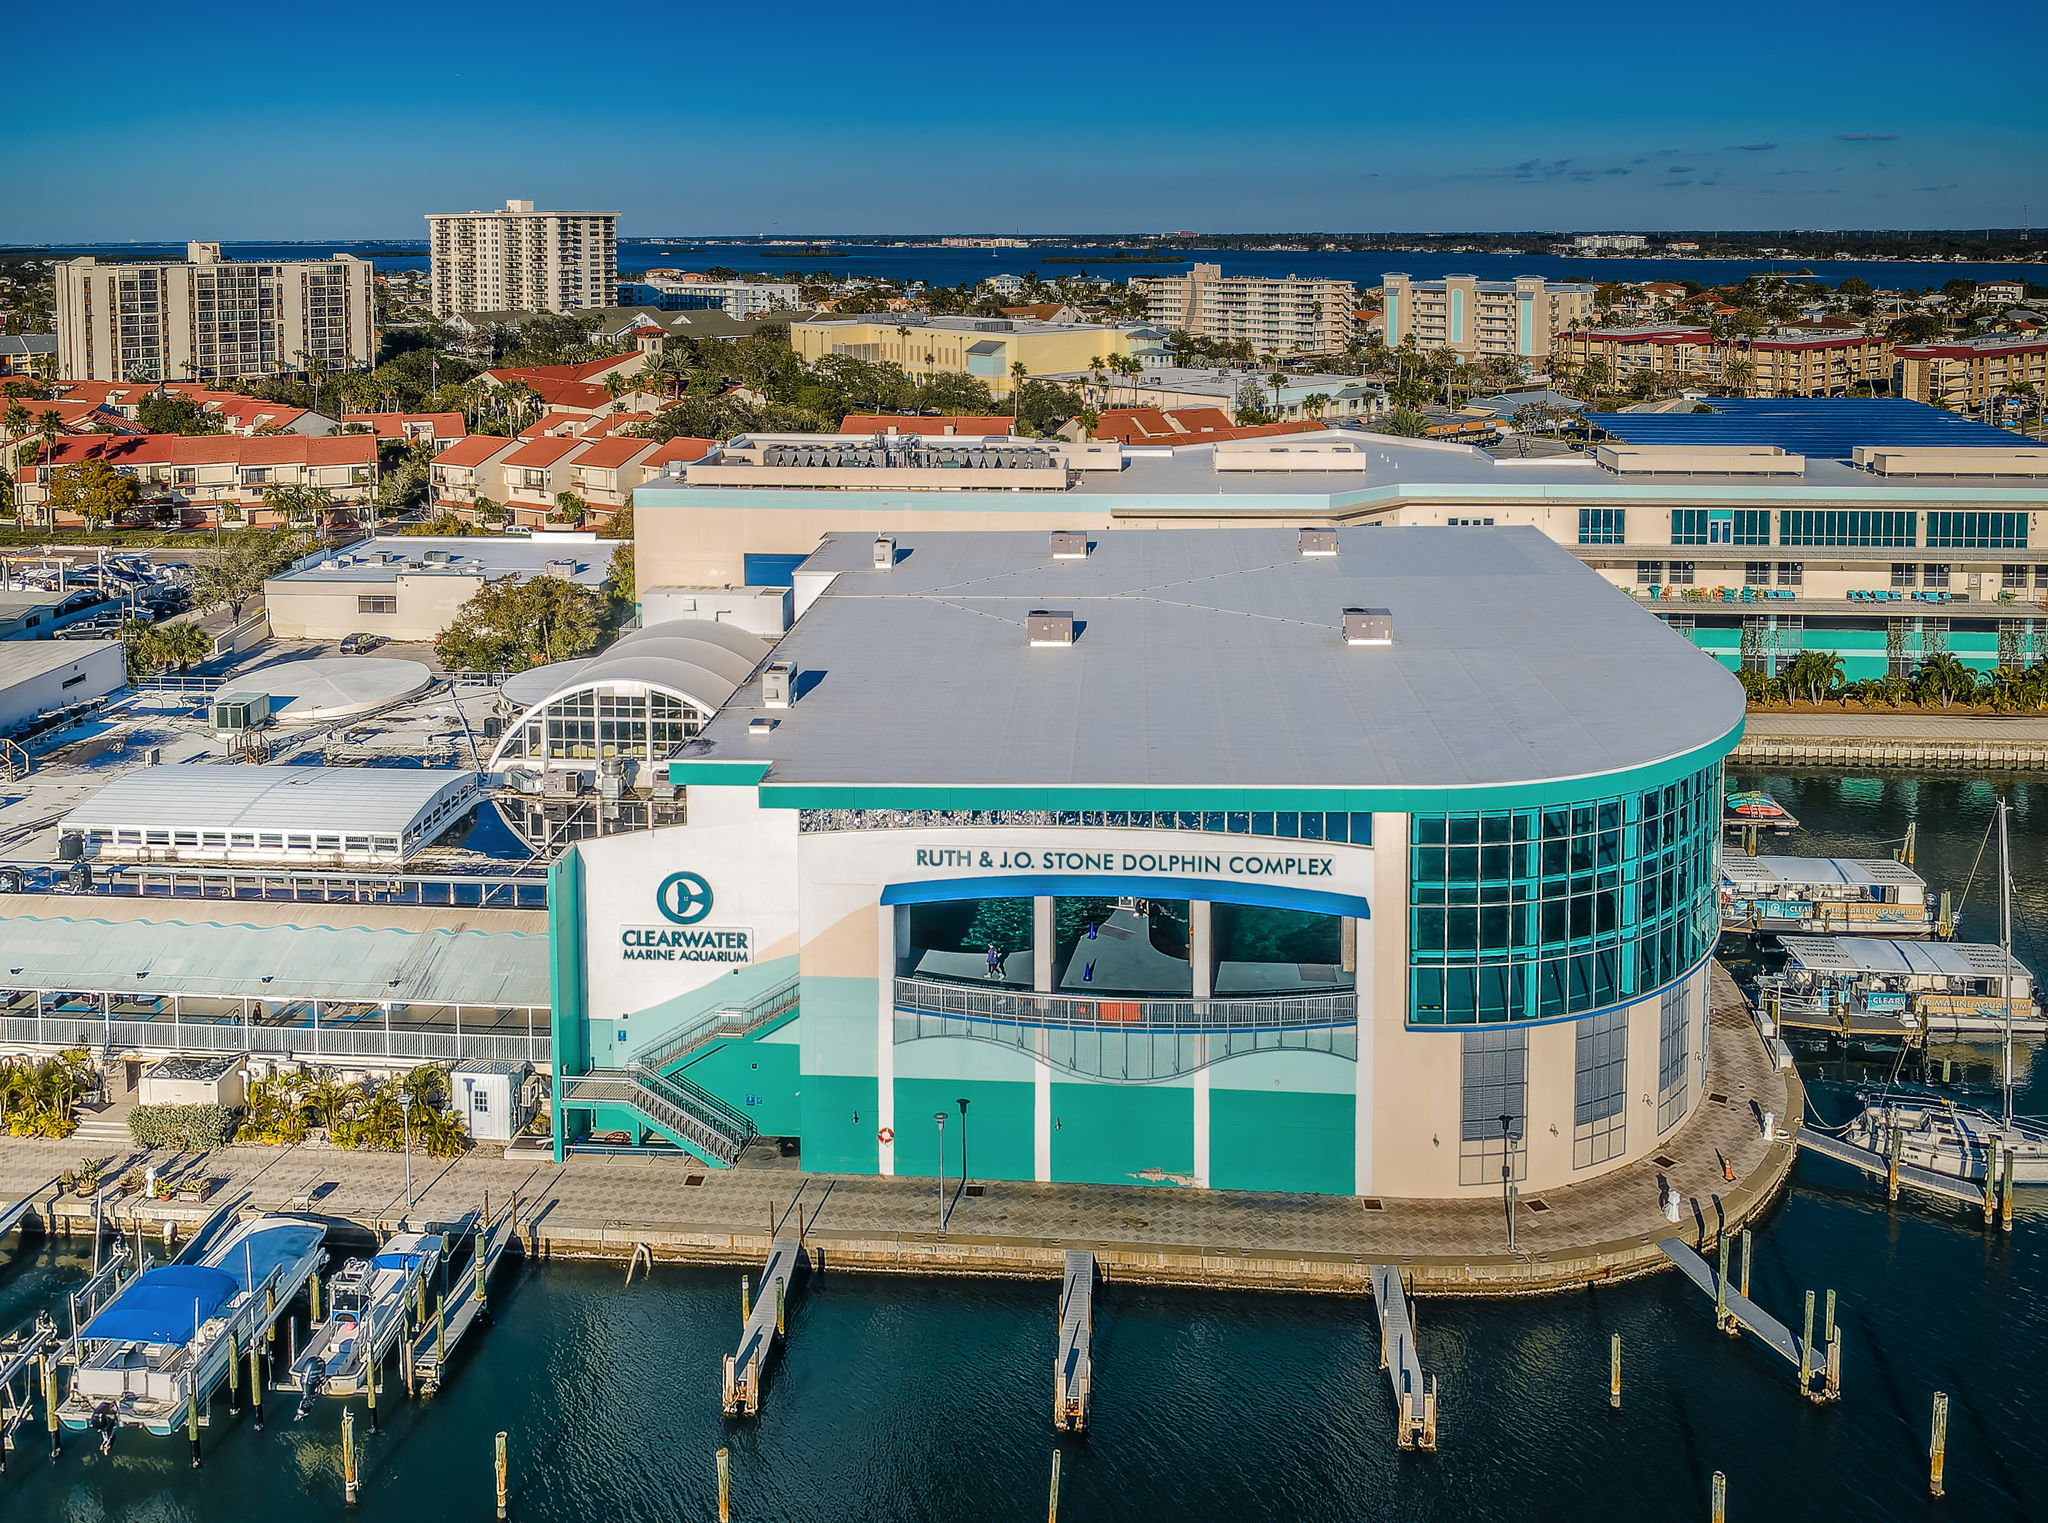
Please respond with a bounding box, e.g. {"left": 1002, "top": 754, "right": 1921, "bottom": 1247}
{"left": 10, "top": 241, "right": 2046, "bottom": 292}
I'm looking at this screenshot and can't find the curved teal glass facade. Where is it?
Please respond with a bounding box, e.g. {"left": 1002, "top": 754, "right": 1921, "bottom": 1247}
{"left": 1406, "top": 761, "right": 1720, "bottom": 1026}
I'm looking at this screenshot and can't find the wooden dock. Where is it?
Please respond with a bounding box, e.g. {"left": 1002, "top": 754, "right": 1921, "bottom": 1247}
{"left": 1369, "top": 1265, "right": 1436, "bottom": 1450}
{"left": 408, "top": 1205, "right": 518, "bottom": 1395}
{"left": 1054, "top": 1250, "right": 1094, "bottom": 1432}
{"left": 721, "top": 1235, "right": 807, "bottom": 1417}
{"left": 1795, "top": 1126, "right": 1987, "bottom": 1207}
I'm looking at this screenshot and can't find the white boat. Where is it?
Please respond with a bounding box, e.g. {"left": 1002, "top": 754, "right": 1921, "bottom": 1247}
{"left": 1845, "top": 1096, "right": 2048, "bottom": 1183}
{"left": 1841, "top": 801, "right": 2048, "bottom": 1186}
{"left": 289, "top": 1230, "right": 443, "bottom": 1411}
{"left": 1755, "top": 937, "right": 2043, "bottom": 1036}
{"left": 61, "top": 1214, "right": 326, "bottom": 1435}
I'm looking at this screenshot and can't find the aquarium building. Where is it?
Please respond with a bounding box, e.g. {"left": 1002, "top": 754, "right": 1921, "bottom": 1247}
{"left": 548, "top": 525, "right": 1745, "bottom": 1199}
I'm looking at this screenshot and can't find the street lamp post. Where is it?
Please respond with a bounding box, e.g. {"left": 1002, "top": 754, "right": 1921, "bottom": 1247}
{"left": 399, "top": 1092, "right": 416, "bottom": 1222}
{"left": 932, "top": 1112, "right": 949, "bottom": 1232}
{"left": 1499, "top": 1112, "right": 1520, "bottom": 1252}
{"left": 956, "top": 1097, "right": 971, "bottom": 1199}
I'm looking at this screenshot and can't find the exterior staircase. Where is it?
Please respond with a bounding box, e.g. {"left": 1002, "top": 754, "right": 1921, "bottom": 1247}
{"left": 558, "top": 1066, "right": 755, "bottom": 1166}
{"left": 556, "top": 979, "right": 798, "bottom": 1167}
{"left": 70, "top": 1103, "right": 133, "bottom": 1152}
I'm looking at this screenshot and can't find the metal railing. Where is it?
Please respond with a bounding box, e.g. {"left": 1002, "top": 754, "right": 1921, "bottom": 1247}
{"left": 560, "top": 1067, "right": 755, "bottom": 1166}
{"left": 0, "top": 860, "right": 547, "bottom": 909}
{"left": 892, "top": 976, "right": 1356, "bottom": 1032}
{"left": 630, "top": 978, "right": 800, "bottom": 1073}
{"left": 0, "top": 1014, "right": 547, "bottom": 1067}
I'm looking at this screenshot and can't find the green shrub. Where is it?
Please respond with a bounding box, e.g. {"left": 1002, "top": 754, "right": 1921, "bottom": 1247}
{"left": 127, "top": 1103, "right": 235, "bottom": 1152}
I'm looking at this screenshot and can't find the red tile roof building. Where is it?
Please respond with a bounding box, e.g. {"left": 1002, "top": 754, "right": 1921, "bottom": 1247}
{"left": 12, "top": 433, "right": 377, "bottom": 529}
{"left": 1091, "top": 408, "right": 1320, "bottom": 445}
{"left": 837, "top": 415, "right": 1017, "bottom": 437}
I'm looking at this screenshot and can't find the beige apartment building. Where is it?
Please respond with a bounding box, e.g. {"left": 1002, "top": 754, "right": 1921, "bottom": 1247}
{"left": 1380, "top": 274, "right": 1596, "bottom": 362}
{"left": 430, "top": 433, "right": 708, "bottom": 530}
{"left": 788, "top": 314, "right": 1169, "bottom": 396}
{"left": 1128, "top": 263, "right": 1356, "bottom": 354}
{"left": 54, "top": 243, "right": 373, "bottom": 384}
{"left": 425, "top": 198, "right": 618, "bottom": 316}
{"left": 1555, "top": 323, "right": 1893, "bottom": 397}
{"left": 1895, "top": 332, "right": 2048, "bottom": 415}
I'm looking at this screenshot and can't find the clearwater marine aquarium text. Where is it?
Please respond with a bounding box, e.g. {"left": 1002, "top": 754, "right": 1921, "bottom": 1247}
{"left": 913, "top": 847, "right": 1337, "bottom": 876}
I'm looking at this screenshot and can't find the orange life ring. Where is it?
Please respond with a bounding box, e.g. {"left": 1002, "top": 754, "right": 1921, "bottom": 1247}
{"left": 877, "top": 1126, "right": 895, "bottom": 1145}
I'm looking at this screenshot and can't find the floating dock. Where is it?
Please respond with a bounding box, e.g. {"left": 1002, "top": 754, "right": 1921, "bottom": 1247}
{"left": 1659, "top": 1235, "right": 1840, "bottom": 1401}
{"left": 1369, "top": 1265, "right": 1436, "bottom": 1450}
{"left": 1054, "top": 1251, "right": 1094, "bottom": 1432}
{"left": 407, "top": 1205, "right": 517, "bottom": 1396}
{"left": 722, "top": 1235, "right": 806, "bottom": 1417}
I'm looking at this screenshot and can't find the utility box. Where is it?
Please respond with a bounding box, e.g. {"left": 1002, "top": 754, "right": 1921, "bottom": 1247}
{"left": 450, "top": 1062, "right": 532, "bottom": 1142}
{"left": 209, "top": 691, "right": 272, "bottom": 733}
{"left": 139, "top": 1054, "right": 246, "bottom": 1108}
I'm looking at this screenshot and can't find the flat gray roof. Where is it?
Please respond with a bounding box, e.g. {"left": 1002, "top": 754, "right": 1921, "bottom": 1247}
{"left": 1722, "top": 857, "right": 1924, "bottom": 889}
{"left": 691, "top": 527, "right": 1743, "bottom": 790}
{"left": 65, "top": 764, "right": 477, "bottom": 837}
{"left": 267, "top": 536, "right": 609, "bottom": 588}
{"left": 0, "top": 640, "right": 122, "bottom": 688}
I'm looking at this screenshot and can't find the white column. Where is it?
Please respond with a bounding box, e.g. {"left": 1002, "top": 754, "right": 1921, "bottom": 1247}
{"left": 1033, "top": 896, "right": 1054, "bottom": 992}
{"left": 876, "top": 905, "right": 897, "bottom": 1176}
{"left": 1191, "top": 1036, "right": 1211, "bottom": 1188}
{"left": 1189, "top": 899, "right": 1214, "bottom": 1000}
{"left": 1034, "top": 1043, "right": 1053, "bottom": 1182}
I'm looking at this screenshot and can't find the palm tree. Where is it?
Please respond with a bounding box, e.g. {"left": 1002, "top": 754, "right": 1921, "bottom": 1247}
{"left": 1782, "top": 649, "right": 1844, "bottom": 704}
{"left": 1302, "top": 393, "right": 1331, "bottom": 421}
{"left": 1009, "top": 361, "right": 1029, "bottom": 419}
{"left": 1268, "top": 372, "right": 1289, "bottom": 416}
{"left": 1913, "top": 651, "right": 1981, "bottom": 708}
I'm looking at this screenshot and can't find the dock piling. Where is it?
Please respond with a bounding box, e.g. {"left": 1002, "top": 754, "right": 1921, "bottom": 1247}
{"left": 740, "top": 1275, "right": 751, "bottom": 1325}
{"left": 250, "top": 1342, "right": 264, "bottom": 1432}
{"left": 1715, "top": 1236, "right": 1733, "bottom": 1333}
{"left": 496, "top": 1430, "right": 509, "bottom": 1520}
{"left": 341, "top": 1406, "right": 357, "bottom": 1507}
{"left": 186, "top": 1388, "right": 200, "bottom": 1469}
{"left": 227, "top": 1330, "right": 240, "bottom": 1412}
{"left": 366, "top": 1354, "right": 378, "bottom": 1434}
{"left": 1711, "top": 1470, "right": 1726, "bottom": 1523}
{"left": 1799, "top": 1292, "right": 1815, "bottom": 1393}
{"left": 1984, "top": 1142, "right": 2000, "bottom": 1226}
{"left": 1739, "top": 1230, "right": 1752, "bottom": 1301}
{"left": 41, "top": 1355, "right": 58, "bottom": 1461}
{"left": 1609, "top": 1335, "right": 1622, "bottom": 1409}
{"left": 1047, "top": 1448, "right": 1062, "bottom": 1523}
{"left": 310, "top": 1272, "right": 321, "bottom": 1326}
{"left": 775, "top": 1276, "right": 786, "bottom": 1337}
{"left": 716, "top": 1445, "right": 730, "bottom": 1523}
{"left": 2001, "top": 1147, "right": 2016, "bottom": 1232}
{"left": 1929, "top": 1392, "right": 1949, "bottom": 1498}
{"left": 1887, "top": 1122, "right": 1902, "bottom": 1201}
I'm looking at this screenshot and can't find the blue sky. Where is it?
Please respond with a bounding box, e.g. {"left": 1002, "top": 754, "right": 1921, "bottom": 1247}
{"left": 4, "top": 0, "right": 2042, "bottom": 241}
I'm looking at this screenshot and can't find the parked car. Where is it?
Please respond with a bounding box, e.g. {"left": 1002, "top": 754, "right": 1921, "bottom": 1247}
{"left": 339, "top": 633, "right": 383, "bottom": 654}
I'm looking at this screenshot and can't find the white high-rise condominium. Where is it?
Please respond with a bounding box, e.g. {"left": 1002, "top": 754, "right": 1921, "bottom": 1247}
{"left": 54, "top": 242, "right": 373, "bottom": 384}
{"left": 425, "top": 198, "right": 618, "bottom": 317}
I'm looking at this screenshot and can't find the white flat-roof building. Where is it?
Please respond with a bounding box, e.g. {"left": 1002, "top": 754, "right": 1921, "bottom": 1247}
{"left": 65, "top": 764, "right": 479, "bottom": 867}
{"left": 0, "top": 641, "right": 124, "bottom": 736}
{"left": 264, "top": 535, "right": 612, "bottom": 644}
{"left": 426, "top": 198, "right": 619, "bottom": 317}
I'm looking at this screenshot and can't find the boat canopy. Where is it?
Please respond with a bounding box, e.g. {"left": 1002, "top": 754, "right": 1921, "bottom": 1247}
{"left": 82, "top": 1266, "right": 238, "bottom": 1344}
{"left": 1721, "top": 857, "right": 1924, "bottom": 892}
{"left": 1778, "top": 936, "right": 2029, "bottom": 981}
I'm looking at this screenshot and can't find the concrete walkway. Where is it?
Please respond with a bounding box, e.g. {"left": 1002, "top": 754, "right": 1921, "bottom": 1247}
{"left": 0, "top": 969, "right": 1797, "bottom": 1297}
{"left": 1744, "top": 711, "right": 2048, "bottom": 741}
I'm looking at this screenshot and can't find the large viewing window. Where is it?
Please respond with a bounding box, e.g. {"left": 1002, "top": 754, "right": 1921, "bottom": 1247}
{"left": 1407, "top": 763, "right": 1719, "bottom": 1026}
{"left": 1777, "top": 510, "right": 1917, "bottom": 548}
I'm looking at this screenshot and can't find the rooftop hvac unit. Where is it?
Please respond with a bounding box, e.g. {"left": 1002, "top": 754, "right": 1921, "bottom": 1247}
{"left": 1027, "top": 610, "right": 1077, "bottom": 646}
{"left": 1342, "top": 607, "right": 1393, "bottom": 646}
{"left": 1298, "top": 528, "right": 1338, "bottom": 557}
{"left": 761, "top": 661, "right": 794, "bottom": 709}
{"left": 423, "top": 550, "right": 455, "bottom": 564}
{"left": 545, "top": 559, "right": 579, "bottom": 578}
{"left": 541, "top": 769, "right": 586, "bottom": 798}
{"left": 481, "top": 715, "right": 505, "bottom": 740}
{"left": 209, "top": 691, "right": 272, "bottom": 731}
{"left": 872, "top": 535, "right": 895, "bottom": 569}
{"left": 1048, "top": 530, "right": 1088, "bottom": 559}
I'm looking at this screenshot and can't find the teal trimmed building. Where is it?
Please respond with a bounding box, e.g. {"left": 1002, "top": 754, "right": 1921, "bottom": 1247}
{"left": 548, "top": 525, "right": 1743, "bottom": 1200}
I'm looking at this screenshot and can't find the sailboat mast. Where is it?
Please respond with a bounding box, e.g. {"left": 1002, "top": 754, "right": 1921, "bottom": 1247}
{"left": 2001, "top": 797, "right": 2015, "bottom": 1131}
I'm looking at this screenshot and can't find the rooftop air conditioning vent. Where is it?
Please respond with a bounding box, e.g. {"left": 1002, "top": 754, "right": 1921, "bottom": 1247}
{"left": 423, "top": 550, "right": 454, "bottom": 564}
{"left": 1027, "top": 610, "right": 1077, "bottom": 646}
{"left": 1298, "top": 528, "right": 1338, "bottom": 558}
{"left": 873, "top": 535, "right": 895, "bottom": 569}
{"left": 1343, "top": 607, "right": 1393, "bottom": 646}
{"left": 545, "top": 559, "right": 578, "bottom": 578}
{"left": 762, "top": 661, "right": 794, "bottom": 709}
{"left": 1048, "top": 531, "right": 1088, "bottom": 560}
{"left": 748, "top": 717, "right": 778, "bottom": 736}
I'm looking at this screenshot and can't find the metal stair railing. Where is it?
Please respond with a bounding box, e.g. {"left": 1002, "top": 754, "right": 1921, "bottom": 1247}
{"left": 630, "top": 978, "right": 800, "bottom": 1074}
{"left": 561, "top": 1067, "right": 754, "bottom": 1166}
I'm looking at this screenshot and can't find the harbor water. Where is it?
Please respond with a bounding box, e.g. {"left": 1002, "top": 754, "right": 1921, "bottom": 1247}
{"left": 2, "top": 770, "right": 2047, "bottom": 1521}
